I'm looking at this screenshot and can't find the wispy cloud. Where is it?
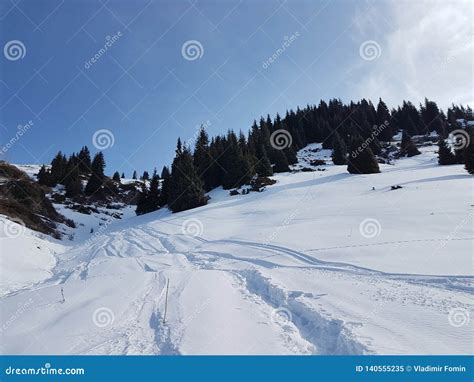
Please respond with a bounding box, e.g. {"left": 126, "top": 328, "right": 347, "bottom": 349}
{"left": 350, "top": 0, "right": 473, "bottom": 110}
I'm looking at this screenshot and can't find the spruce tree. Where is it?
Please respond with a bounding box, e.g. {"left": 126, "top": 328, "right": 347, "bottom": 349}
{"left": 50, "top": 151, "right": 67, "bottom": 185}
{"left": 464, "top": 132, "right": 474, "bottom": 174}
{"left": 78, "top": 146, "right": 91, "bottom": 174}
{"left": 135, "top": 183, "right": 149, "bottom": 215}
{"left": 168, "top": 139, "right": 207, "bottom": 213}
{"left": 37, "top": 165, "right": 54, "bottom": 186}
{"left": 331, "top": 133, "right": 347, "bottom": 165}
{"left": 85, "top": 152, "right": 105, "bottom": 195}
{"left": 347, "top": 135, "right": 380, "bottom": 174}
{"left": 121, "top": 172, "right": 125, "bottom": 178}
{"left": 272, "top": 149, "right": 290, "bottom": 173}
{"left": 132, "top": 170, "right": 137, "bottom": 180}
{"left": 400, "top": 131, "right": 421, "bottom": 157}
{"left": 141, "top": 171, "right": 149, "bottom": 181}
{"left": 193, "top": 126, "right": 213, "bottom": 191}
{"left": 254, "top": 145, "right": 273, "bottom": 176}
{"left": 112, "top": 171, "right": 121, "bottom": 182}
{"left": 65, "top": 168, "right": 82, "bottom": 197}
{"left": 437, "top": 139, "right": 456, "bottom": 165}
{"left": 159, "top": 166, "right": 171, "bottom": 206}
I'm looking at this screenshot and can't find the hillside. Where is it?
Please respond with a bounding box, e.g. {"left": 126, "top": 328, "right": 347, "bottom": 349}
{"left": 0, "top": 141, "right": 472, "bottom": 355}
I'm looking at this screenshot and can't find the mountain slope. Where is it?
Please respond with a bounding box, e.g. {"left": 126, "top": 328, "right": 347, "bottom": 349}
{"left": 0, "top": 143, "right": 472, "bottom": 355}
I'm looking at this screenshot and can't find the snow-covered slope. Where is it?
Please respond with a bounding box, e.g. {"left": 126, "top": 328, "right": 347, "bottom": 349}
{"left": 1, "top": 144, "right": 472, "bottom": 355}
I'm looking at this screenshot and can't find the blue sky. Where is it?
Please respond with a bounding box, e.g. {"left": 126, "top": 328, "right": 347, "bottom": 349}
{"left": 1, "top": 0, "right": 472, "bottom": 175}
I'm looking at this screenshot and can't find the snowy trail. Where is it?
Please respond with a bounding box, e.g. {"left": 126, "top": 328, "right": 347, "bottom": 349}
{"left": 1, "top": 145, "right": 472, "bottom": 355}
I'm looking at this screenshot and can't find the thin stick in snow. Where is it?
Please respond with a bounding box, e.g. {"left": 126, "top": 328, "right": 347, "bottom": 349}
{"left": 163, "top": 278, "right": 170, "bottom": 324}
{"left": 60, "top": 286, "right": 65, "bottom": 303}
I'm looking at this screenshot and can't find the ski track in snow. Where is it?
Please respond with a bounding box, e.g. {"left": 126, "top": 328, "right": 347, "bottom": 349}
{"left": 1, "top": 145, "right": 473, "bottom": 355}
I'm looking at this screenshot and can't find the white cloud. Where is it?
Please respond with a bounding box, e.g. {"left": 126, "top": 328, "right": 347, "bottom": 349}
{"left": 350, "top": 0, "right": 473, "bottom": 111}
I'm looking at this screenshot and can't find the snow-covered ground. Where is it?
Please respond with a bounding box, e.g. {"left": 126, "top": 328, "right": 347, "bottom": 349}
{"left": 0, "top": 144, "right": 472, "bottom": 355}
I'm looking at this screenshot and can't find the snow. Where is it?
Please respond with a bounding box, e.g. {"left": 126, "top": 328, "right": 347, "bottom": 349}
{"left": 0, "top": 144, "right": 472, "bottom": 355}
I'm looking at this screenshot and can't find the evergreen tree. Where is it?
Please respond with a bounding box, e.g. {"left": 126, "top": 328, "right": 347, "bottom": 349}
{"left": 85, "top": 152, "right": 105, "bottom": 195}
{"left": 37, "top": 165, "right": 54, "bottom": 186}
{"left": 141, "top": 171, "right": 149, "bottom": 181}
{"left": 65, "top": 168, "right": 82, "bottom": 197}
{"left": 221, "top": 131, "right": 253, "bottom": 189}
{"left": 347, "top": 135, "right": 380, "bottom": 174}
{"left": 376, "top": 98, "right": 393, "bottom": 141}
{"left": 121, "top": 172, "right": 125, "bottom": 178}
{"left": 193, "top": 126, "right": 213, "bottom": 191}
{"left": 132, "top": 170, "right": 137, "bottom": 180}
{"left": 77, "top": 146, "right": 92, "bottom": 174}
{"left": 254, "top": 144, "right": 273, "bottom": 176}
{"left": 400, "top": 131, "right": 421, "bottom": 157}
{"left": 464, "top": 132, "right": 474, "bottom": 174}
{"left": 159, "top": 166, "right": 171, "bottom": 206}
{"left": 272, "top": 149, "right": 290, "bottom": 173}
{"left": 168, "top": 139, "right": 207, "bottom": 213}
{"left": 437, "top": 139, "right": 456, "bottom": 165}
{"left": 50, "top": 151, "right": 68, "bottom": 185}
{"left": 135, "top": 183, "right": 149, "bottom": 215}
{"left": 331, "top": 132, "right": 347, "bottom": 165}
{"left": 112, "top": 171, "right": 121, "bottom": 182}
